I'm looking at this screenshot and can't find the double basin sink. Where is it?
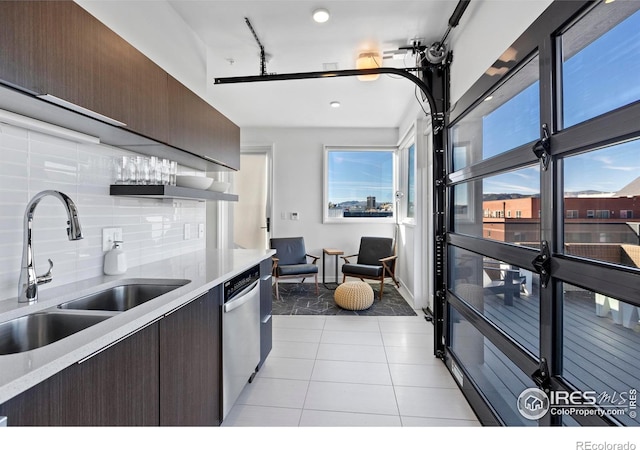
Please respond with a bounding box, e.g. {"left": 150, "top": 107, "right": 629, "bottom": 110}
{"left": 0, "top": 279, "right": 189, "bottom": 356}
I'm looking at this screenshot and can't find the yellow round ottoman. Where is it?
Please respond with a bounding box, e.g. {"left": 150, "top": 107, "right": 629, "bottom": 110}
{"left": 334, "top": 281, "right": 374, "bottom": 310}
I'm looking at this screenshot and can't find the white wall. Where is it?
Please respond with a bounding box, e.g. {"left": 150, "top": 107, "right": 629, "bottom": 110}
{"left": 241, "top": 127, "right": 398, "bottom": 282}
{"left": 0, "top": 120, "right": 207, "bottom": 302}
{"left": 448, "top": 0, "right": 552, "bottom": 105}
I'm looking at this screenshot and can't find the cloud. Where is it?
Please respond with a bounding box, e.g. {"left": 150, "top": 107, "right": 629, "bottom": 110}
{"left": 604, "top": 165, "right": 640, "bottom": 171}
{"left": 483, "top": 180, "right": 539, "bottom": 194}
{"left": 592, "top": 155, "right": 614, "bottom": 165}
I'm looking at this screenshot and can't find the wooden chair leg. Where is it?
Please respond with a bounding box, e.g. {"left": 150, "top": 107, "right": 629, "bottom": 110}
{"left": 314, "top": 274, "right": 318, "bottom": 295}
{"left": 384, "top": 265, "right": 400, "bottom": 288}
{"left": 275, "top": 278, "right": 280, "bottom": 300}
{"left": 379, "top": 278, "right": 384, "bottom": 300}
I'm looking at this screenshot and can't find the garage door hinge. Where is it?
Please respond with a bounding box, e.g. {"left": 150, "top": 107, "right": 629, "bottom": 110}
{"left": 531, "top": 240, "right": 552, "bottom": 288}
{"left": 532, "top": 123, "right": 551, "bottom": 171}
{"left": 532, "top": 357, "right": 551, "bottom": 392}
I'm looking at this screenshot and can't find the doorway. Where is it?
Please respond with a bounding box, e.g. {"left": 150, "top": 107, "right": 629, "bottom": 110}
{"left": 233, "top": 146, "right": 272, "bottom": 249}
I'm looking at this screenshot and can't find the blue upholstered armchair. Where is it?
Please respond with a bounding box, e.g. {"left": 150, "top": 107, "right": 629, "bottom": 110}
{"left": 270, "top": 237, "right": 319, "bottom": 300}
{"left": 341, "top": 237, "right": 399, "bottom": 300}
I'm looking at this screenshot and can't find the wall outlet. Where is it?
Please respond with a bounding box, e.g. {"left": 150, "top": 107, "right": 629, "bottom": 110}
{"left": 290, "top": 212, "right": 299, "bottom": 220}
{"left": 184, "top": 223, "right": 191, "bottom": 240}
{"left": 102, "top": 228, "right": 123, "bottom": 251}
{"left": 198, "top": 223, "right": 205, "bottom": 239}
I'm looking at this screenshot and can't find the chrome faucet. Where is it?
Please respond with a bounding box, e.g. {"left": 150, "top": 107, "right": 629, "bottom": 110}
{"left": 18, "top": 190, "right": 83, "bottom": 303}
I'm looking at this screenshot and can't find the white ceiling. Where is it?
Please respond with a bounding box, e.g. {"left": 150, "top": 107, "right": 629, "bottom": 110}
{"left": 80, "top": 1, "right": 465, "bottom": 129}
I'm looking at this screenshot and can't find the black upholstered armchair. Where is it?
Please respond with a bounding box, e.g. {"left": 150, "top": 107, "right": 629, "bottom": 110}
{"left": 341, "top": 237, "right": 399, "bottom": 300}
{"left": 270, "top": 237, "right": 320, "bottom": 300}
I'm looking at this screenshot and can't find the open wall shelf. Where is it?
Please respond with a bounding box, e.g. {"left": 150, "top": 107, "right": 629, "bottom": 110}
{"left": 110, "top": 184, "right": 238, "bottom": 202}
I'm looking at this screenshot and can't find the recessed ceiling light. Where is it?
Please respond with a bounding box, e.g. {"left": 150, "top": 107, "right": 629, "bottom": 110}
{"left": 313, "top": 8, "right": 330, "bottom": 23}
{"left": 330, "top": 101, "right": 341, "bottom": 108}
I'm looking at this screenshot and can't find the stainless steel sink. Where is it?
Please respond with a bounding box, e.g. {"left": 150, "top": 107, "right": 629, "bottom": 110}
{"left": 0, "top": 311, "right": 111, "bottom": 355}
{"left": 57, "top": 279, "right": 189, "bottom": 312}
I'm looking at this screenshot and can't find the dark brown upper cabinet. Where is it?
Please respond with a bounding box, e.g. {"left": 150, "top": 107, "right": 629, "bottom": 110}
{"left": 168, "top": 76, "right": 240, "bottom": 170}
{"left": 0, "top": 1, "right": 49, "bottom": 94}
{"left": 126, "top": 49, "right": 170, "bottom": 143}
{"left": 0, "top": 1, "right": 238, "bottom": 170}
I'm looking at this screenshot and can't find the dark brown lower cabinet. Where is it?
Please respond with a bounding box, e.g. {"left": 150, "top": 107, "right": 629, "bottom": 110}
{"left": 0, "top": 322, "right": 159, "bottom": 426}
{"left": 0, "top": 287, "right": 223, "bottom": 426}
{"left": 50, "top": 322, "right": 160, "bottom": 426}
{"left": 0, "top": 375, "right": 52, "bottom": 426}
{"left": 159, "top": 289, "right": 221, "bottom": 426}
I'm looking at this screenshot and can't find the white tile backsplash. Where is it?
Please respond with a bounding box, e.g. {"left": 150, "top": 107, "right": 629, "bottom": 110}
{"left": 0, "top": 120, "right": 207, "bottom": 301}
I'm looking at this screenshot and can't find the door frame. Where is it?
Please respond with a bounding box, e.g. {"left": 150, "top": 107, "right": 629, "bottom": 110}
{"left": 237, "top": 144, "right": 274, "bottom": 248}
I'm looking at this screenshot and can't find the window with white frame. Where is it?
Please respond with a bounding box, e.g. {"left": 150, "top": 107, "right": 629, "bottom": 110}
{"left": 406, "top": 143, "right": 416, "bottom": 219}
{"left": 324, "top": 146, "right": 396, "bottom": 223}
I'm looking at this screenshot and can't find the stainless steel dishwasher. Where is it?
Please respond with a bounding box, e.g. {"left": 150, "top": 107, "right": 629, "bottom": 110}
{"left": 221, "top": 265, "right": 261, "bottom": 420}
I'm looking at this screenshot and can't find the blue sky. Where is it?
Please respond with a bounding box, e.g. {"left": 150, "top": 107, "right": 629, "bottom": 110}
{"left": 328, "top": 151, "right": 393, "bottom": 204}
{"left": 481, "top": 9, "right": 640, "bottom": 196}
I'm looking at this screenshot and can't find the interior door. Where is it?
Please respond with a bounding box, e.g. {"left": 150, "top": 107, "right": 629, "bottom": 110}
{"left": 233, "top": 149, "right": 271, "bottom": 249}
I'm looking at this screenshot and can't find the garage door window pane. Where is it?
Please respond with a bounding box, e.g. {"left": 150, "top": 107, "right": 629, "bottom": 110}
{"left": 451, "top": 56, "right": 539, "bottom": 171}
{"left": 450, "top": 246, "right": 540, "bottom": 355}
{"left": 563, "top": 139, "right": 640, "bottom": 268}
{"left": 562, "top": 283, "right": 640, "bottom": 426}
{"left": 453, "top": 166, "right": 540, "bottom": 248}
{"left": 562, "top": 3, "right": 640, "bottom": 128}
{"left": 450, "top": 305, "right": 538, "bottom": 426}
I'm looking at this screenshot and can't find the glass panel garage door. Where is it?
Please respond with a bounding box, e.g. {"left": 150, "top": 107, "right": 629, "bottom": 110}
{"left": 445, "top": 0, "right": 640, "bottom": 427}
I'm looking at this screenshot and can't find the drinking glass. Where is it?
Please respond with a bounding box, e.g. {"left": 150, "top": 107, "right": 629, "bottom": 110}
{"left": 149, "top": 156, "right": 161, "bottom": 184}
{"left": 161, "top": 159, "right": 170, "bottom": 185}
{"left": 114, "top": 156, "right": 127, "bottom": 184}
{"left": 137, "top": 156, "right": 150, "bottom": 185}
{"left": 170, "top": 161, "right": 177, "bottom": 186}
{"left": 125, "top": 156, "right": 136, "bottom": 184}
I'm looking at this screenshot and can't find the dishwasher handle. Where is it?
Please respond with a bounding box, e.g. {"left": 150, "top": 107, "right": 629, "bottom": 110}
{"left": 224, "top": 280, "right": 260, "bottom": 313}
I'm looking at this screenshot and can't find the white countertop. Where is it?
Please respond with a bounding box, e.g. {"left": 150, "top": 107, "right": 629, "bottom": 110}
{"left": 0, "top": 248, "right": 275, "bottom": 405}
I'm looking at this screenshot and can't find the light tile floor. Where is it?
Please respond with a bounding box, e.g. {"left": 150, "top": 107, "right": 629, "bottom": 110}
{"left": 222, "top": 313, "right": 481, "bottom": 427}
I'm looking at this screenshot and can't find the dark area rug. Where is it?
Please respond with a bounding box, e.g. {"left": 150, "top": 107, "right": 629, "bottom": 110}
{"left": 272, "top": 282, "right": 417, "bottom": 316}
